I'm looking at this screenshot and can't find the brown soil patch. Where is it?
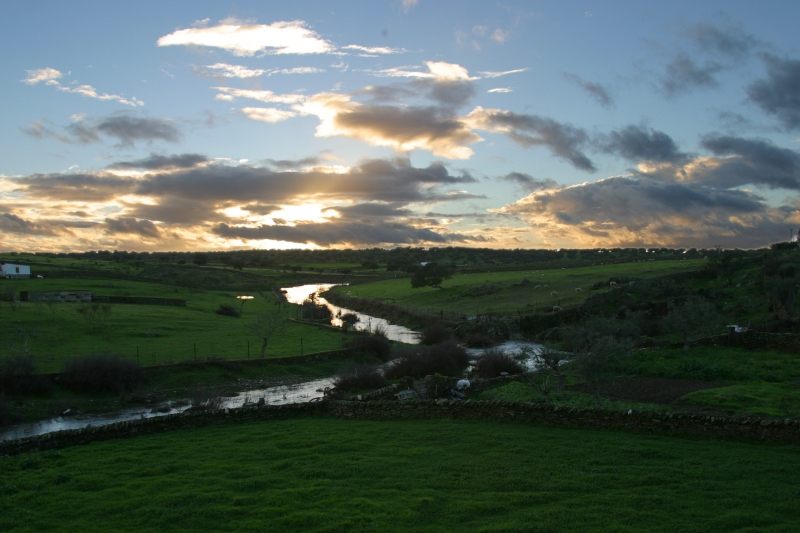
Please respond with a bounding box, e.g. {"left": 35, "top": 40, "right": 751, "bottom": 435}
{"left": 570, "top": 376, "right": 719, "bottom": 404}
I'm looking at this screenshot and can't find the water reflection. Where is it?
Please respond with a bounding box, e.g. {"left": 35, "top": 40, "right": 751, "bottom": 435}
{"left": 281, "top": 283, "right": 421, "bottom": 344}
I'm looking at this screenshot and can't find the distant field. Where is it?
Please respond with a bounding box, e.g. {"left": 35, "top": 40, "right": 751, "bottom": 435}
{"left": 0, "top": 276, "right": 345, "bottom": 372}
{"left": 333, "top": 259, "right": 705, "bottom": 316}
{"left": 2, "top": 417, "right": 798, "bottom": 531}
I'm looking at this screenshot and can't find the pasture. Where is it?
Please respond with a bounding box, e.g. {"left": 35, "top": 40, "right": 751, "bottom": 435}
{"left": 1, "top": 417, "right": 798, "bottom": 531}
{"left": 331, "top": 259, "right": 705, "bottom": 316}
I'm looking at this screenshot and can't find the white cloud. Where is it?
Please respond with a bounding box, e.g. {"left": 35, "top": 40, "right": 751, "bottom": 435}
{"left": 204, "top": 63, "right": 324, "bottom": 78}
{"left": 491, "top": 28, "right": 511, "bottom": 43}
{"left": 342, "top": 44, "right": 405, "bottom": 56}
{"left": 488, "top": 87, "right": 513, "bottom": 94}
{"left": 213, "top": 86, "right": 306, "bottom": 104}
{"left": 23, "top": 67, "right": 63, "bottom": 85}
{"left": 22, "top": 67, "right": 143, "bottom": 107}
{"left": 479, "top": 68, "right": 528, "bottom": 79}
{"left": 371, "top": 61, "right": 476, "bottom": 81}
{"left": 205, "top": 63, "right": 266, "bottom": 78}
{"left": 157, "top": 20, "right": 335, "bottom": 56}
{"left": 241, "top": 107, "right": 297, "bottom": 123}
{"left": 401, "top": 0, "right": 419, "bottom": 12}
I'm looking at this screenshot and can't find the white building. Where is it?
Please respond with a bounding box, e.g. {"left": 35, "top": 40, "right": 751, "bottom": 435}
{"left": 1, "top": 263, "right": 31, "bottom": 278}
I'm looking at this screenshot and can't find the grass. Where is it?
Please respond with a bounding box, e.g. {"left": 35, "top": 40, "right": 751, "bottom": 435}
{"left": 2, "top": 417, "right": 799, "bottom": 531}
{"left": 332, "top": 259, "right": 705, "bottom": 316}
{"left": 680, "top": 382, "right": 800, "bottom": 418}
{"left": 0, "top": 277, "right": 347, "bottom": 371}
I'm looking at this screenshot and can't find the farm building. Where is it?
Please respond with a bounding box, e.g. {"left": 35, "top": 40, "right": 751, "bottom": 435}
{"left": 1, "top": 263, "right": 31, "bottom": 279}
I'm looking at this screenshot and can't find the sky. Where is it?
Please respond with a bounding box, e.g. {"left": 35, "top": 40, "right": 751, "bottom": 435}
{"left": 2, "top": 0, "right": 800, "bottom": 252}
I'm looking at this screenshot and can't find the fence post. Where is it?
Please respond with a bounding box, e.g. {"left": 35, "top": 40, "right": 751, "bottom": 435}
{"left": 136, "top": 345, "right": 140, "bottom": 365}
{"left": 300, "top": 336, "right": 304, "bottom": 356}
{"left": 247, "top": 340, "right": 250, "bottom": 358}
{"left": 193, "top": 343, "right": 197, "bottom": 360}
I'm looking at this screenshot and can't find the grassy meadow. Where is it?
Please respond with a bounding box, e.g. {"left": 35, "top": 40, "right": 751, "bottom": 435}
{"left": 331, "top": 259, "right": 705, "bottom": 316}
{"left": 2, "top": 417, "right": 799, "bottom": 531}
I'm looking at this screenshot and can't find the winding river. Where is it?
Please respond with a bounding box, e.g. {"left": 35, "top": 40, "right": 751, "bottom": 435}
{"left": 0, "top": 283, "right": 542, "bottom": 442}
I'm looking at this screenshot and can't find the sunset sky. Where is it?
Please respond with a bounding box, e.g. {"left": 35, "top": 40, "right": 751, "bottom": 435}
{"left": 2, "top": 0, "right": 800, "bottom": 251}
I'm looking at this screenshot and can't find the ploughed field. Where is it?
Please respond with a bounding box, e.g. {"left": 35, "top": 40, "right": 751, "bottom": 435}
{"left": 2, "top": 417, "right": 798, "bottom": 531}
{"left": 331, "top": 259, "right": 705, "bottom": 316}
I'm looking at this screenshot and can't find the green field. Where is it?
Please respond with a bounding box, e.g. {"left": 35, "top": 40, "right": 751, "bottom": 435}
{"left": 332, "top": 259, "right": 705, "bottom": 316}
{"left": 1, "top": 417, "right": 798, "bottom": 531}
{"left": 1, "top": 276, "right": 345, "bottom": 372}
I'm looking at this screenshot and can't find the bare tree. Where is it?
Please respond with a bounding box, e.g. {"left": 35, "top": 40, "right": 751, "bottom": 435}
{"left": 250, "top": 311, "right": 284, "bottom": 358}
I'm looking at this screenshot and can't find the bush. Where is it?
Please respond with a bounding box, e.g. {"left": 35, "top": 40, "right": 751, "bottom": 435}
{"left": 62, "top": 355, "right": 144, "bottom": 393}
{"left": 345, "top": 333, "right": 392, "bottom": 360}
{"left": 385, "top": 341, "right": 468, "bottom": 379}
{"left": 301, "top": 299, "right": 332, "bottom": 321}
{"left": 334, "top": 366, "right": 387, "bottom": 392}
{"left": 216, "top": 304, "right": 240, "bottom": 317}
{"left": 474, "top": 350, "right": 524, "bottom": 378}
{"left": 462, "top": 333, "right": 493, "bottom": 348}
{"left": 420, "top": 323, "right": 452, "bottom": 345}
{"left": 0, "top": 355, "right": 50, "bottom": 395}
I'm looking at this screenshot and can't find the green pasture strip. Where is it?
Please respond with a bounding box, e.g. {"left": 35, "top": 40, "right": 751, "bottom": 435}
{"left": 621, "top": 346, "right": 800, "bottom": 383}
{"left": 335, "top": 259, "right": 705, "bottom": 315}
{"left": 680, "top": 382, "right": 800, "bottom": 418}
{"left": 2, "top": 417, "right": 798, "bottom": 531}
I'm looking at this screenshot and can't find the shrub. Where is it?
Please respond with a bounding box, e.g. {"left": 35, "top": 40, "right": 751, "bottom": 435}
{"left": 474, "top": 350, "right": 524, "bottom": 378}
{"left": 301, "top": 299, "right": 332, "bottom": 321}
{"left": 462, "top": 333, "right": 493, "bottom": 348}
{"left": 420, "top": 323, "right": 452, "bottom": 345}
{"left": 62, "top": 355, "right": 144, "bottom": 393}
{"left": 334, "top": 366, "right": 387, "bottom": 392}
{"left": 345, "top": 333, "right": 392, "bottom": 360}
{"left": 216, "top": 304, "right": 240, "bottom": 317}
{"left": 0, "top": 355, "right": 50, "bottom": 395}
{"left": 385, "top": 341, "right": 468, "bottom": 379}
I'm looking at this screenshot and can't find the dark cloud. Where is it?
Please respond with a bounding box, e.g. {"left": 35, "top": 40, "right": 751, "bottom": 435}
{"left": 417, "top": 79, "right": 476, "bottom": 108}
{"left": 468, "top": 107, "right": 595, "bottom": 171}
{"left": 563, "top": 73, "right": 613, "bottom": 107}
{"left": 94, "top": 116, "right": 180, "bottom": 146}
{"left": 748, "top": 54, "right": 800, "bottom": 130}
{"left": 17, "top": 173, "right": 135, "bottom": 201}
{"left": 212, "top": 220, "right": 480, "bottom": 246}
{"left": 127, "top": 197, "right": 218, "bottom": 225}
{"left": 264, "top": 156, "right": 321, "bottom": 170}
{"left": 499, "top": 172, "right": 558, "bottom": 191}
{"left": 503, "top": 176, "right": 787, "bottom": 248}
{"left": 600, "top": 125, "right": 686, "bottom": 163}
{"left": 26, "top": 115, "right": 181, "bottom": 146}
{"left": 104, "top": 217, "right": 161, "bottom": 238}
{"left": 109, "top": 153, "right": 208, "bottom": 170}
{"left": 660, "top": 53, "right": 721, "bottom": 96}
{"left": 357, "top": 84, "right": 417, "bottom": 103}
{"left": 0, "top": 213, "right": 60, "bottom": 235}
{"left": 696, "top": 135, "right": 800, "bottom": 190}
{"left": 685, "top": 23, "right": 757, "bottom": 58}
{"left": 329, "top": 202, "right": 412, "bottom": 218}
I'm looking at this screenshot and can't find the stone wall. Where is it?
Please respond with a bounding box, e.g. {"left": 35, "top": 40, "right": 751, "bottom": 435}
{"left": 3, "top": 398, "right": 800, "bottom": 456}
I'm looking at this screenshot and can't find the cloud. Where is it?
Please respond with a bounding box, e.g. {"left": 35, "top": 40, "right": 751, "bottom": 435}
{"left": 487, "top": 87, "right": 512, "bottom": 94}
{"left": 105, "top": 217, "right": 161, "bottom": 238}
{"left": 479, "top": 68, "right": 527, "bottom": 79}
{"left": 684, "top": 22, "right": 757, "bottom": 58}
{"left": 23, "top": 67, "right": 63, "bottom": 85}
{"left": 688, "top": 135, "right": 800, "bottom": 190}
{"left": 499, "top": 172, "right": 558, "bottom": 191}
{"left": 241, "top": 107, "right": 297, "bottom": 123}
{"left": 401, "top": 0, "right": 419, "bottom": 13}
{"left": 15, "top": 173, "right": 136, "bottom": 201}
{"left": 501, "top": 175, "right": 792, "bottom": 248}
{"left": 202, "top": 63, "right": 323, "bottom": 78}
{"left": 23, "top": 67, "right": 143, "bottom": 107}
{"left": 92, "top": 116, "right": 180, "bottom": 146}
{"left": 465, "top": 107, "right": 595, "bottom": 171}
{"left": 108, "top": 153, "right": 209, "bottom": 170}
{"left": 0, "top": 213, "right": 60, "bottom": 235}
{"left": 213, "top": 86, "right": 306, "bottom": 104}
{"left": 157, "top": 20, "right": 335, "bottom": 56}
{"left": 299, "top": 93, "right": 481, "bottom": 158}
{"left": 660, "top": 53, "right": 721, "bottom": 96}
{"left": 600, "top": 125, "right": 685, "bottom": 163}
{"left": 341, "top": 44, "right": 405, "bottom": 56}
{"left": 563, "top": 73, "right": 613, "bottom": 107}
{"left": 371, "top": 61, "right": 475, "bottom": 81}
{"left": 491, "top": 28, "right": 510, "bottom": 44}
{"left": 748, "top": 54, "right": 800, "bottom": 131}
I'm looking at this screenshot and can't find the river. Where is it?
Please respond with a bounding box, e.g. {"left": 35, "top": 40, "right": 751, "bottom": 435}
{"left": 0, "top": 283, "right": 543, "bottom": 442}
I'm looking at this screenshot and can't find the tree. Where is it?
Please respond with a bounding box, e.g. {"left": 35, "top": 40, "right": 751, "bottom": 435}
{"left": 664, "top": 296, "right": 718, "bottom": 349}
{"left": 250, "top": 311, "right": 284, "bottom": 357}
{"left": 410, "top": 263, "right": 454, "bottom": 288}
